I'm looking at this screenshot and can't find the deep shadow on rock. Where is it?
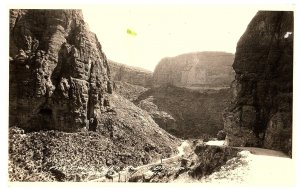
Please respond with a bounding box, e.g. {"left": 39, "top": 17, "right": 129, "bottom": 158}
{"left": 135, "top": 85, "right": 232, "bottom": 139}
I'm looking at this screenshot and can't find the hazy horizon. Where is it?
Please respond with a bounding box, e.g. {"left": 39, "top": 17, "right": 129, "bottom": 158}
{"left": 83, "top": 5, "right": 263, "bottom": 71}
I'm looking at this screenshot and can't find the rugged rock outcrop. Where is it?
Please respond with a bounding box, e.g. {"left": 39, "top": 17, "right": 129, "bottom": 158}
{"left": 189, "top": 145, "right": 241, "bottom": 179}
{"left": 153, "top": 52, "right": 234, "bottom": 88}
{"left": 10, "top": 9, "right": 113, "bottom": 132}
{"left": 9, "top": 9, "right": 180, "bottom": 181}
{"left": 109, "top": 60, "right": 153, "bottom": 87}
{"left": 223, "top": 11, "right": 293, "bottom": 156}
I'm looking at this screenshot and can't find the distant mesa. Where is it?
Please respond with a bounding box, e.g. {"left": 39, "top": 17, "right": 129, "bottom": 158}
{"left": 153, "top": 51, "right": 235, "bottom": 89}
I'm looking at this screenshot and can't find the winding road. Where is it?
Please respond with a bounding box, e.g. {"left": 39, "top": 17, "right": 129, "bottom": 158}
{"left": 91, "top": 139, "right": 294, "bottom": 185}
{"left": 90, "top": 140, "right": 190, "bottom": 182}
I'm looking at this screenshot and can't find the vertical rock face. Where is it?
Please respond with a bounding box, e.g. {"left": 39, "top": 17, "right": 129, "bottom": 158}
{"left": 9, "top": 9, "right": 113, "bottom": 132}
{"left": 108, "top": 60, "right": 153, "bottom": 87}
{"left": 153, "top": 52, "right": 235, "bottom": 88}
{"left": 224, "top": 11, "right": 293, "bottom": 156}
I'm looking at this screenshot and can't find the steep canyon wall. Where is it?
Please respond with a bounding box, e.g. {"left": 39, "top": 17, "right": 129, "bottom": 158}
{"left": 224, "top": 11, "right": 293, "bottom": 156}
{"left": 10, "top": 9, "right": 113, "bottom": 132}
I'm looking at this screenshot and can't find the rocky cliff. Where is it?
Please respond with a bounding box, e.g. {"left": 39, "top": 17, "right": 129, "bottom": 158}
{"left": 9, "top": 9, "right": 180, "bottom": 181}
{"left": 223, "top": 11, "right": 293, "bottom": 156}
{"left": 109, "top": 60, "right": 153, "bottom": 87}
{"left": 9, "top": 9, "right": 113, "bottom": 132}
{"left": 153, "top": 52, "right": 235, "bottom": 88}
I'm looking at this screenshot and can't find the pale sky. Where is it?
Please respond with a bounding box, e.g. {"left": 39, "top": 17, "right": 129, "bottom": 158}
{"left": 82, "top": 5, "right": 263, "bottom": 71}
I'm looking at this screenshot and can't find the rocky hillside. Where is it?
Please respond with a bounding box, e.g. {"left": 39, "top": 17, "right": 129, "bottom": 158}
{"left": 223, "top": 11, "right": 293, "bottom": 156}
{"left": 9, "top": 9, "right": 180, "bottom": 181}
{"left": 109, "top": 60, "right": 153, "bottom": 87}
{"left": 113, "top": 81, "right": 149, "bottom": 102}
{"left": 153, "top": 52, "right": 235, "bottom": 88}
{"left": 9, "top": 93, "right": 179, "bottom": 181}
{"left": 135, "top": 85, "right": 232, "bottom": 139}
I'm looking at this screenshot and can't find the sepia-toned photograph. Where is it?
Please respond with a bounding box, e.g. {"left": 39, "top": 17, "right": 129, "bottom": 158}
{"left": 5, "top": 0, "right": 296, "bottom": 187}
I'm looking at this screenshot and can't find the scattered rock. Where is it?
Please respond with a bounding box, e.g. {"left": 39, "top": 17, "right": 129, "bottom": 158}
{"left": 128, "top": 174, "right": 144, "bottom": 182}
{"left": 143, "top": 170, "right": 155, "bottom": 181}
{"left": 180, "top": 158, "right": 191, "bottom": 167}
{"left": 105, "top": 170, "right": 115, "bottom": 181}
{"left": 49, "top": 167, "right": 66, "bottom": 182}
{"left": 150, "top": 164, "right": 163, "bottom": 172}
{"left": 126, "top": 166, "right": 137, "bottom": 173}
{"left": 217, "top": 130, "right": 226, "bottom": 140}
